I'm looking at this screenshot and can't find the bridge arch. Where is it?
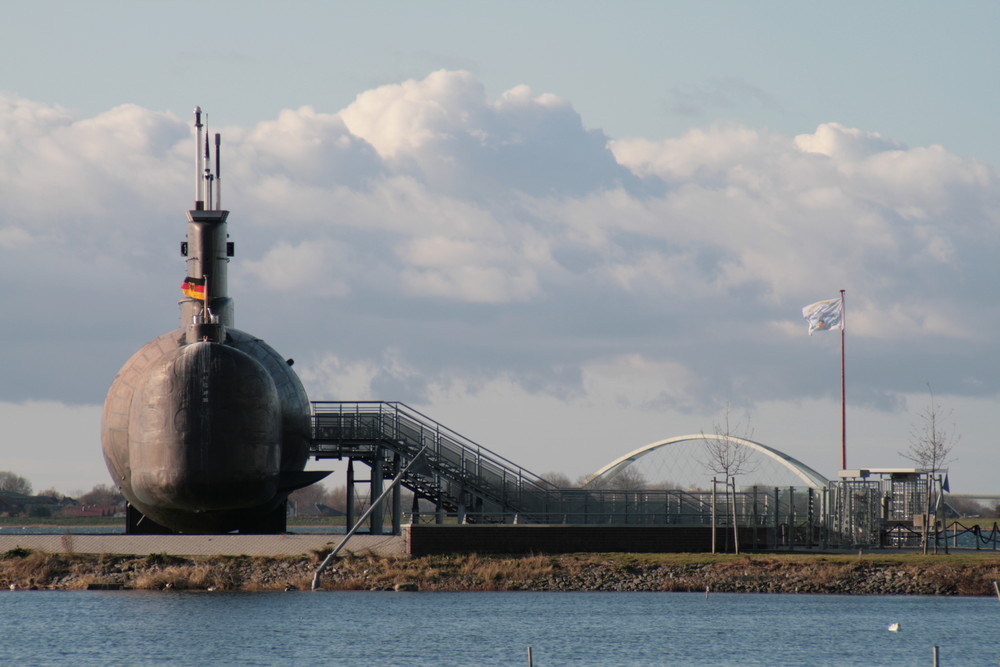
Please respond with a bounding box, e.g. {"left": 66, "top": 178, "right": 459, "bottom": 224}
{"left": 585, "top": 434, "right": 830, "bottom": 489}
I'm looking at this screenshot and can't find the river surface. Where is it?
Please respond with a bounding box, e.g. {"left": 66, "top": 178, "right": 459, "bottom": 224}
{"left": 2, "top": 590, "right": 998, "bottom": 666}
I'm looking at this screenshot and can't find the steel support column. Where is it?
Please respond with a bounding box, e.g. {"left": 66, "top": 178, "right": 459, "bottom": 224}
{"left": 345, "top": 459, "right": 355, "bottom": 532}
{"left": 370, "top": 451, "right": 384, "bottom": 535}
{"left": 392, "top": 451, "right": 402, "bottom": 534}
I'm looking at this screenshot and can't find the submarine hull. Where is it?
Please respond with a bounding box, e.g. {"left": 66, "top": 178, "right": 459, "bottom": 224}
{"left": 102, "top": 328, "right": 322, "bottom": 534}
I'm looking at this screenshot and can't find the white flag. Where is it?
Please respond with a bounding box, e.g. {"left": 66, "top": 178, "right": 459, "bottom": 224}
{"left": 802, "top": 298, "right": 843, "bottom": 335}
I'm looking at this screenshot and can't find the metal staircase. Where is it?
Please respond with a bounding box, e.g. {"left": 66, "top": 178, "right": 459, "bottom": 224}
{"left": 310, "top": 401, "right": 562, "bottom": 522}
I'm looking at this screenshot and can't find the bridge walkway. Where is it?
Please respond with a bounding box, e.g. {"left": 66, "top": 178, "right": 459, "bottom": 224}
{"left": 310, "top": 401, "right": 562, "bottom": 523}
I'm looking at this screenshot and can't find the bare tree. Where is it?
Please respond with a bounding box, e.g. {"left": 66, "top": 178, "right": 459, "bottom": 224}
{"left": 0, "top": 471, "right": 33, "bottom": 496}
{"left": 901, "top": 386, "right": 958, "bottom": 554}
{"left": 944, "top": 495, "right": 984, "bottom": 518}
{"left": 325, "top": 483, "right": 349, "bottom": 514}
{"left": 698, "top": 404, "right": 757, "bottom": 481}
{"left": 583, "top": 467, "right": 648, "bottom": 490}
{"left": 539, "top": 472, "right": 575, "bottom": 488}
{"left": 902, "top": 387, "right": 958, "bottom": 473}
{"left": 78, "top": 483, "right": 124, "bottom": 506}
{"left": 698, "top": 404, "right": 757, "bottom": 554}
{"left": 289, "top": 482, "right": 337, "bottom": 517}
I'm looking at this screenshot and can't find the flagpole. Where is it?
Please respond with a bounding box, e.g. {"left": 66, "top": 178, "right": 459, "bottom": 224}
{"left": 840, "top": 289, "right": 846, "bottom": 470}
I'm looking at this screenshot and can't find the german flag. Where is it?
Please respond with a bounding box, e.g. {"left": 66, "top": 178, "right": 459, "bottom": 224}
{"left": 181, "top": 276, "right": 206, "bottom": 300}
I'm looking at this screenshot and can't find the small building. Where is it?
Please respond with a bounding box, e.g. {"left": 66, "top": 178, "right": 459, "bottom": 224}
{"left": 832, "top": 468, "right": 948, "bottom": 547}
{"left": 58, "top": 504, "right": 122, "bottom": 518}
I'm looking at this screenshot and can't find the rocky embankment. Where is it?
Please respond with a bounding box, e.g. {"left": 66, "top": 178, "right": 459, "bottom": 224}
{"left": 2, "top": 549, "right": 999, "bottom": 595}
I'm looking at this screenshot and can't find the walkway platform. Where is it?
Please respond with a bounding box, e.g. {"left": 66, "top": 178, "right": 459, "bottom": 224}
{"left": 0, "top": 533, "right": 406, "bottom": 557}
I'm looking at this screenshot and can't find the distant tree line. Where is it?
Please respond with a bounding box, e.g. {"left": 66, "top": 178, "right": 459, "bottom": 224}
{"left": 0, "top": 472, "right": 127, "bottom": 518}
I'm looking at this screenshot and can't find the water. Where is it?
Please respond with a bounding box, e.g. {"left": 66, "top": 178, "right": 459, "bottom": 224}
{"left": 2, "top": 591, "right": 998, "bottom": 666}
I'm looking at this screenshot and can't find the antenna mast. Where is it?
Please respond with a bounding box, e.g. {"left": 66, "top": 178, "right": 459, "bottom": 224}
{"left": 204, "top": 126, "right": 214, "bottom": 210}
{"left": 194, "top": 107, "right": 204, "bottom": 209}
{"left": 215, "top": 133, "right": 222, "bottom": 210}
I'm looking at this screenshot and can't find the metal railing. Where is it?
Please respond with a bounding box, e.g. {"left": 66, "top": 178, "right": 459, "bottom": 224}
{"left": 311, "top": 401, "right": 562, "bottom": 520}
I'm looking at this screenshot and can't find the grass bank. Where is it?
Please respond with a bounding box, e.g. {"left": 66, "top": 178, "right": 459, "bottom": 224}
{"left": 3, "top": 549, "right": 1000, "bottom": 595}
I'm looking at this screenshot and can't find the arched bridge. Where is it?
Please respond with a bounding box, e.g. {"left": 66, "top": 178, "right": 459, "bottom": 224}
{"left": 585, "top": 434, "right": 830, "bottom": 489}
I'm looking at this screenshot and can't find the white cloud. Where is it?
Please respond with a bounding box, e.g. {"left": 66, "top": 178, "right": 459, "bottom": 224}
{"left": 232, "top": 105, "right": 384, "bottom": 189}
{"left": 338, "top": 69, "right": 631, "bottom": 197}
{"left": 299, "top": 350, "right": 420, "bottom": 401}
{"left": 0, "top": 99, "right": 186, "bottom": 223}
{"left": 240, "top": 240, "right": 350, "bottom": 297}
{"left": 401, "top": 263, "right": 539, "bottom": 304}
{"left": 298, "top": 355, "right": 382, "bottom": 399}
{"left": 340, "top": 70, "right": 489, "bottom": 159}
{"left": 396, "top": 234, "right": 548, "bottom": 303}
{"left": 612, "top": 125, "right": 786, "bottom": 181}
{"left": 580, "top": 354, "right": 702, "bottom": 411}
{"left": 794, "top": 122, "right": 903, "bottom": 160}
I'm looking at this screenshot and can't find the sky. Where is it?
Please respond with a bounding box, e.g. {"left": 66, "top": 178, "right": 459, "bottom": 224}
{"left": 2, "top": 1, "right": 999, "bottom": 496}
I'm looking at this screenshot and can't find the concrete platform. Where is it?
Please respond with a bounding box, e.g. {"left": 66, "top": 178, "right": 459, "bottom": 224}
{"left": 0, "top": 533, "right": 406, "bottom": 557}
{"left": 405, "top": 524, "right": 771, "bottom": 554}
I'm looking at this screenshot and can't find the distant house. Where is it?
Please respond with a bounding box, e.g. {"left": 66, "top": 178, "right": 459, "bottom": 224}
{"left": 289, "top": 502, "right": 344, "bottom": 518}
{"left": 0, "top": 492, "right": 69, "bottom": 517}
{"left": 58, "top": 504, "right": 121, "bottom": 518}
{"left": 0, "top": 490, "right": 30, "bottom": 516}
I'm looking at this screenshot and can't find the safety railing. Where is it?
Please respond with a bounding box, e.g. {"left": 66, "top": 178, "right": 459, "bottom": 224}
{"left": 311, "top": 401, "right": 562, "bottom": 519}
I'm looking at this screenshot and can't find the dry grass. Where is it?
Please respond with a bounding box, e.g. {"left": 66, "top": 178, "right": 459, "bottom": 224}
{"left": 132, "top": 564, "right": 218, "bottom": 590}
{"left": 307, "top": 553, "right": 561, "bottom": 591}
{"left": 1, "top": 551, "right": 71, "bottom": 587}
{"left": 3, "top": 549, "right": 999, "bottom": 593}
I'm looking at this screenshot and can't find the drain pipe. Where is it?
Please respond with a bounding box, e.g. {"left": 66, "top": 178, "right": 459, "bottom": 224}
{"left": 312, "top": 445, "right": 429, "bottom": 591}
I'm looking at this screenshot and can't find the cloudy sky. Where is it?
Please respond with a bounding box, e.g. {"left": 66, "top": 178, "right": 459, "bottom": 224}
{"left": 2, "top": 1, "right": 999, "bottom": 495}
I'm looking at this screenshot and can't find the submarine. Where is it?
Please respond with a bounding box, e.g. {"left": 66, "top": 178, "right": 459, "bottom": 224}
{"left": 101, "top": 108, "right": 327, "bottom": 533}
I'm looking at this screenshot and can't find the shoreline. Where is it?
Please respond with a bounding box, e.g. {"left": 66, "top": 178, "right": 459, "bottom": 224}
{"left": 3, "top": 550, "right": 1000, "bottom": 595}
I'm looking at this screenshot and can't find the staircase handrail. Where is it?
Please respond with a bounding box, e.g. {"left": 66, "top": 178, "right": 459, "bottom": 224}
{"left": 311, "top": 401, "right": 562, "bottom": 495}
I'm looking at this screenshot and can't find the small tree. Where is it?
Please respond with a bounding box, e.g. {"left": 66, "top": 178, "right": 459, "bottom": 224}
{"left": 901, "top": 386, "right": 958, "bottom": 554}
{"left": 0, "top": 471, "right": 32, "bottom": 496}
{"left": 698, "top": 404, "right": 757, "bottom": 554}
